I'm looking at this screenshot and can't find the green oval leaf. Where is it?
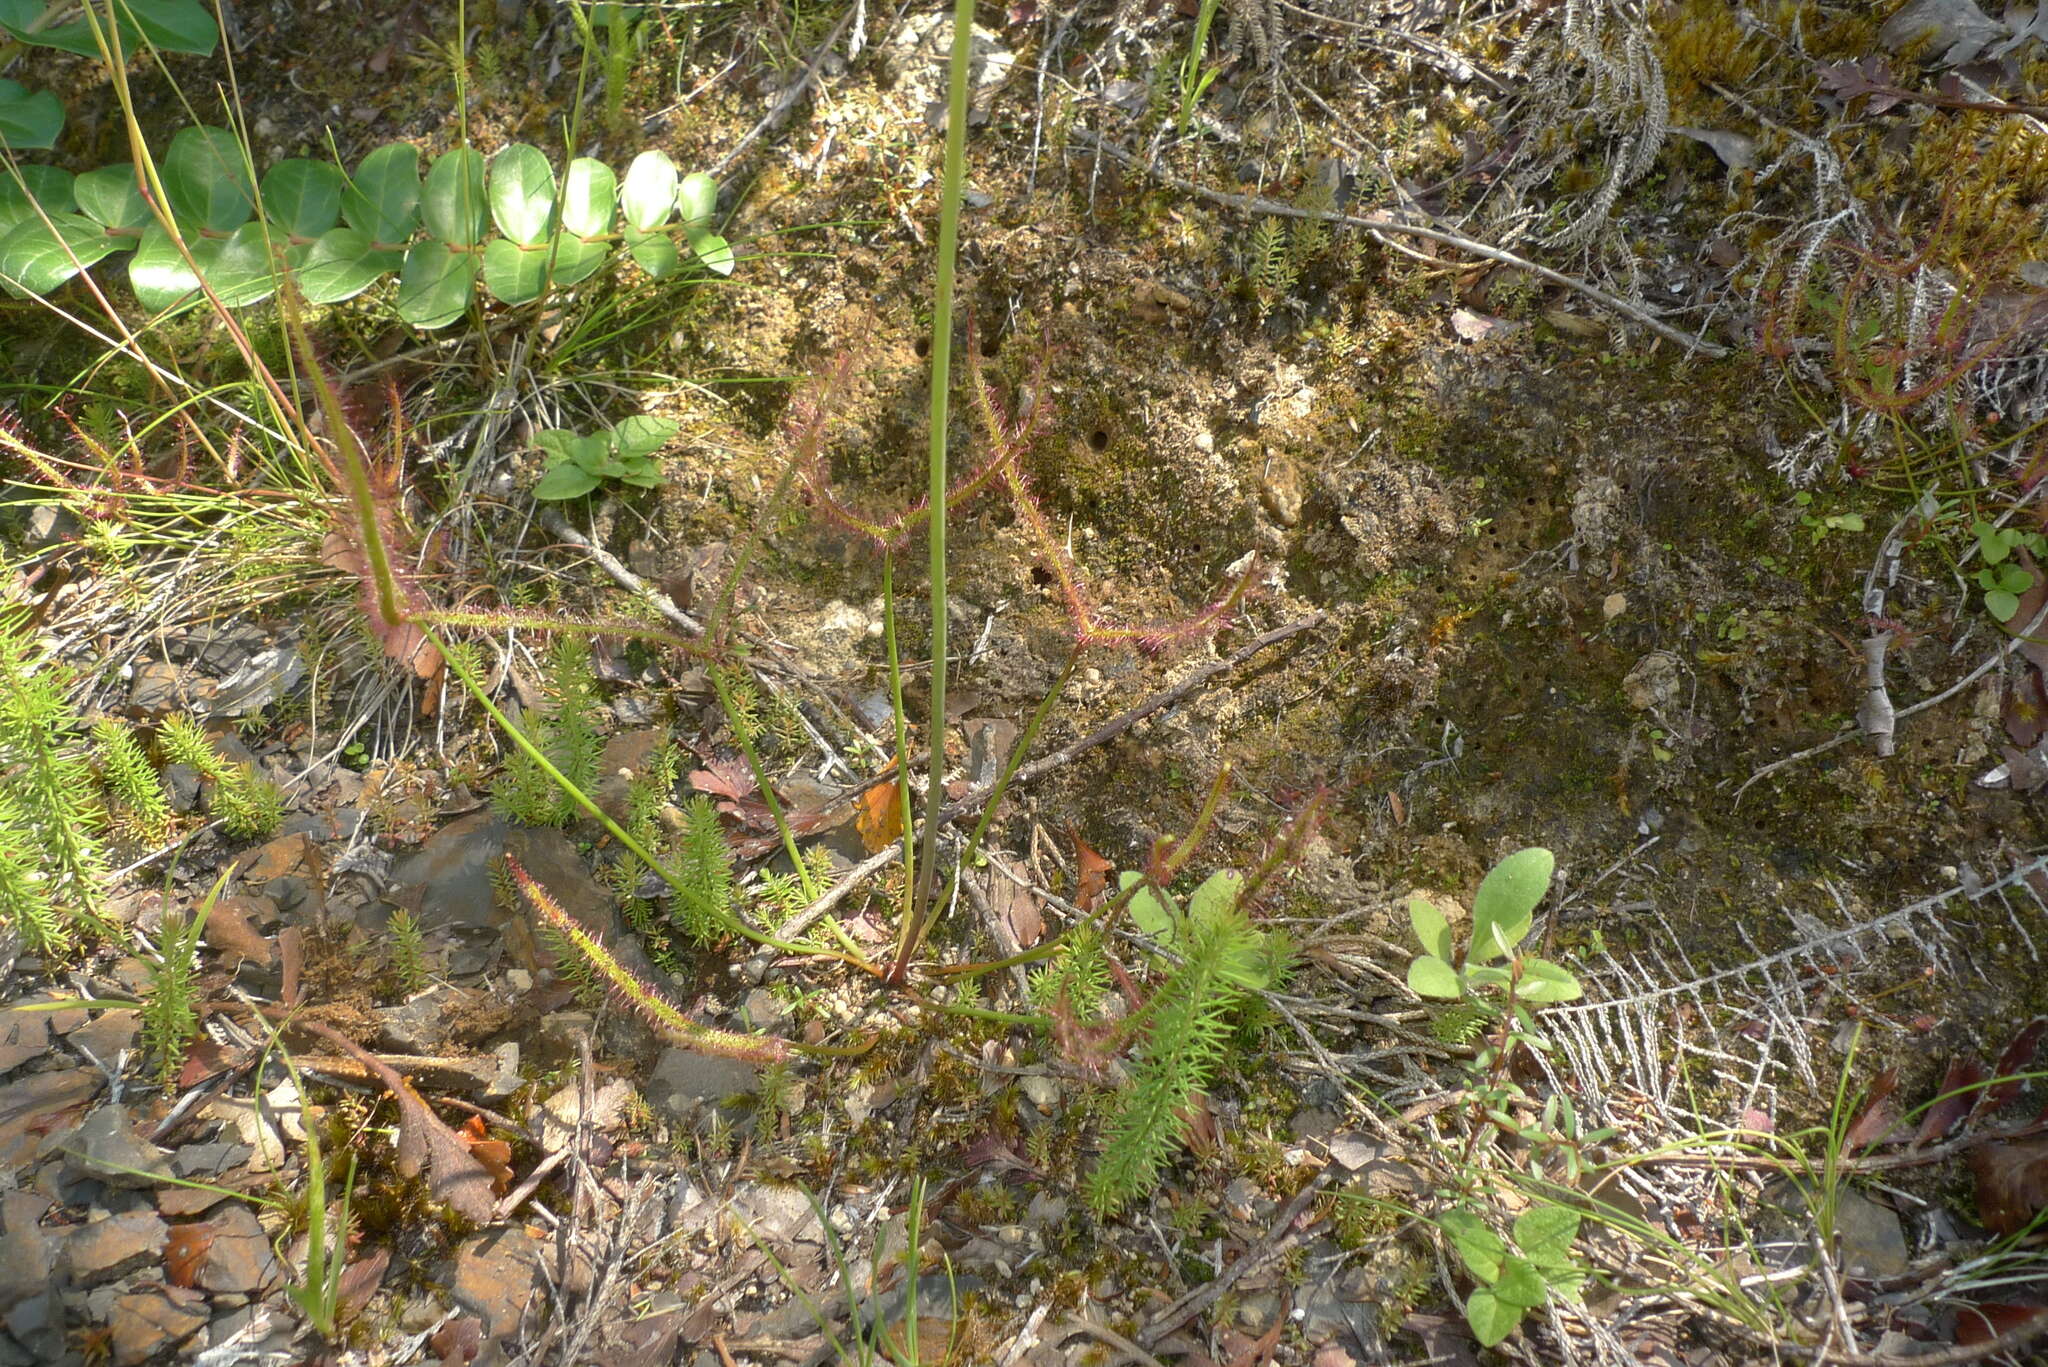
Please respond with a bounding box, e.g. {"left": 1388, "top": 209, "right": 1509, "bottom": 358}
{"left": 342, "top": 142, "right": 420, "bottom": 246}
{"left": 611, "top": 414, "right": 679, "bottom": 461}
{"left": 1407, "top": 954, "right": 1460, "bottom": 999}
{"left": 0, "top": 213, "right": 121, "bottom": 293}
{"left": 544, "top": 230, "right": 607, "bottom": 287}
{"left": 1121, "top": 872, "right": 1176, "bottom": 944}
{"left": 1439, "top": 1210, "right": 1505, "bottom": 1281}
{"left": 73, "top": 164, "right": 149, "bottom": 230}
{"left": 624, "top": 224, "right": 677, "bottom": 277}
{"left": 127, "top": 222, "right": 209, "bottom": 311}
{"left": 621, "top": 150, "right": 678, "bottom": 231}
{"left": 1408, "top": 894, "right": 1452, "bottom": 960}
{"left": 488, "top": 143, "right": 556, "bottom": 246}
{"left": 678, "top": 170, "right": 717, "bottom": 224}
{"left": 259, "top": 159, "right": 343, "bottom": 239}
{"left": 1515, "top": 958, "right": 1583, "bottom": 1003}
{"left": 1513, "top": 1206, "right": 1580, "bottom": 1266}
{"left": 1186, "top": 870, "right": 1242, "bottom": 927}
{"left": 396, "top": 239, "right": 478, "bottom": 328}
{"left": 533, "top": 463, "right": 602, "bottom": 500}
{"left": 1490, "top": 1254, "right": 1548, "bottom": 1309}
{"left": 296, "top": 226, "right": 400, "bottom": 304}
{"left": 164, "top": 126, "right": 254, "bottom": 233}
{"left": 481, "top": 237, "right": 548, "bottom": 304}
{"left": 1464, "top": 1290, "right": 1520, "bottom": 1348}
{"left": 559, "top": 157, "right": 615, "bottom": 238}
{"left": 421, "top": 146, "right": 486, "bottom": 247}
{"left": 0, "top": 164, "right": 76, "bottom": 231}
{"left": 684, "top": 227, "right": 734, "bottom": 276}
{"left": 1471, "top": 847, "right": 1553, "bottom": 962}
{"left": 207, "top": 220, "right": 279, "bottom": 307}
{"left": 126, "top": 0, "right": 219, "bottom": 54}
{"left": 0, "top": 78, "right": 63, "bottom": 151}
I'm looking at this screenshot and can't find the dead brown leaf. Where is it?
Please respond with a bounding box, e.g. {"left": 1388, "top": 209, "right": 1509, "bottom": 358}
{"left": 163, "top": 1223, "right": 214, "bottom": 1289}
{"left": 336, "top": 1247, "right": 391, "bottom": 1321}
{"left": 856, "top": 765, "right": 904, "bottom": 855}
{"left": 1970, "top": 1138, "right": 2048, "bottom": 1235}
{"left": 1074, "top": 836, "right": 1112, "bottom": 911}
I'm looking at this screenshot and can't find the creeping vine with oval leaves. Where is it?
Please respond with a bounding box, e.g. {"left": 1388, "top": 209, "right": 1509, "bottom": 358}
{"left": 0, "top": 125, "right": 731, "bottom": 325}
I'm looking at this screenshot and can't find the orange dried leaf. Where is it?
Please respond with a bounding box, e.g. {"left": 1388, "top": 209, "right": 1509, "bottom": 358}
{"left": 163, "top": 1223, "right": 213, "bottom": 1289}
{"left": 857, "top": 770, "right": 904, "bottom": 855}
{"left": 1074, "top": 837, "right": 1112, "bottom": 911}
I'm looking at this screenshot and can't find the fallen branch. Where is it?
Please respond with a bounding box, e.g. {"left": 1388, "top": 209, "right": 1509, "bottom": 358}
{"left": 1070, "top": 130, "right": 1730, "bottom": 359}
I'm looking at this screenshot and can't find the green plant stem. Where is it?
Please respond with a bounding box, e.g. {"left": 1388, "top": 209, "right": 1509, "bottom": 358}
{"left": 882, "top": 555, "right": 917, "bottom": 921}
{"left": 905, "top": 0, "right": 978, "bottom": 960}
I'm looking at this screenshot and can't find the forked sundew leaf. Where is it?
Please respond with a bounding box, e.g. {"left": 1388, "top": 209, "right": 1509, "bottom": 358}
{"left": 533, "top": 463, "right": 601, "bottom": 500}
{"left": 0, "top": 163, "right": 74, "bottom": 231}
{"left": 1407, "top": 954, "right": 1460, "bottom": 999}
{"left": 420, "top": 146, "right": 486, "bottom": 246}
{"left": 481, "top": 237, "right": 547, "bottom": 304}
{"left": 297, "top": 226, "right": 399, "bottom": 304}
{"left": 0, "top": 79, "right": 62, "bottom": 151}
{"left": 558, "top": 157, "right": 615, "bottom": 238}
{"left": 1408, "top": 894, "right": 1452, "bottom": 960}
{"left": 610, "top": 414, "right": 677, "bottom": 461}
{"left": 74, "top": 164, "right": 148, "bottom": 230}
{"left": 487, "top": 143, "right": 555, "bottom": 246}
{"left": 163, "top": 126, "right": 254, "bottom": 234}
{"left": 258, "top": 159, "right": 343, "bottom": 239}
{"left": 678, "top": 170, "right": 717, "bottom": 223}
{"left": 396, "top": 239, "right": 478, "bottom": 328}
{"left": 1471, "top": 847, "right": 1553, "bottom": 961}
{"left": 624, "top": 224, "right": 677, "bottom": 276}
{"left": 620, "top": 150, "right": 678, "bottom": 231}
{"left": 544, "top": 230, "right": 607, "bottom": 286}
{"left": 0, "top": 213, "right": 120, "bottom": 293}
{"left": 342, "top": 141, "right": 420, "bottom": 245}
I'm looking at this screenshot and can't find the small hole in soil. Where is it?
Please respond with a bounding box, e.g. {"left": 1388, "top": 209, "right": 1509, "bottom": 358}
{"left": 1088, "top": 429, "right": 1110, "bottom": 451}
{"left": 980, "top": 332, "right": 1002, "bottom": 357}
{"left": 914, "top": 337, "right": 931, "bottom": 359}
{"left": 1030, "top": 565, "right": 1054, "bottom": 586}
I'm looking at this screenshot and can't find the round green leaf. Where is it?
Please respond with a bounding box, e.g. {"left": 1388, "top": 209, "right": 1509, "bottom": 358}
{"left": 421, "top": 146, "right": 486, "bottom": 247}
{"left": 543, "top": 230, "right": 608, "bottom": 286}
{"left": 611, "top": 414, "right": 678, "bottom": 461}
{"left": 1121, "top": 872, "right": 1176, "bottom": 944}
{"left": 1490, "top": 1254, "right": 1548, "bottom": 1310}
{"left": 1513, "top": 1206, "right": 1580, "bottom": 1266}
{"left": 207, "top": 220, "right": 279, "bottom": 307}
{"left": 616, "top": 465, "right": 665, "bottom": 489}
{"left": 488, "top": 143, "right": 556, "bottom": 246}
{"left": 259, "top": 159, "right": 343, "bottom": 239}
{"left": 685, "top": 227, "right": 734, "bottom": 276}
{"left": 1515, "top": 957, "right": 1583, "bottom": 1003}
{"left": 1186, "top": 870, "right": 1243, "bottom": 927}
{"left": 1988, "top": 589, "right": 2021, "bottom": 622}
{"left": 533, "top": 463, "right": 602, "bottom": 500}
{"left": 621, "top": 151, "right": 678, "bottom": 231}
{"left": 0, "top": 164, "right": 76, "bottom": 231}
{"left": 396, "top": 239, "right": 478, "bottom": 328}
{"left": 5, "top": 16, "right": 99, "bottom": 54}
{"left": 1439, "top": 1210, "right": 1505, "bottom": 1280}
{"left": 73, "top": 164, "right": 149, "bottom": 230}
{"left": 678, "top": 170, "right": 717, "bottom": 224}
{"left": 624, "top": 224, "right": 678, "bottom": 277}
{"left": 342, "top": 142, "right": 420, "bottom": 246}
{"left": 0, "top": 79, "right": 63, "bottom": 151}
{"left": 296, "top": 226, "right": 400, "bottom": 304}
{"left": 559, "top": 157, "right": 615, "bottom": 238}
{"left": 481, "top": 237, "right": 549, "bottom": 304}
{"left": 164, "top": 126, "right": 254, "bottom": 233}
{"left": 1470, "top": 847, "right": 1553, "bottom": 963}
{"left": 128, "top": 222, "right": 232, "bottom": 312}
{"left": 0, "top": 213, "right": 121, "bottom": 293}
{"left": 1408, "top": 894, "right": 1452, "bottom": 960}
{"left": 126, "top": 0, "right": 219, "bottom": 54}
{"left": 1465, "top": 1291, "right": 1521, "bottom": 1348}
{"left": 1406, "top": 954, "right": 1460, "bottom": 999}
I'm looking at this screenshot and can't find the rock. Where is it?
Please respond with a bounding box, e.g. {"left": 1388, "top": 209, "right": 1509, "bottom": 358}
{"left": 1831, "top": 1188, "right": 1910, "bottom": 1280}
{"left": 1621, "top": 651, "right": 1681, "bottom": 713}
{"left": 373, "top": 987, "right": 461, "bottom": 1054}
{"left": 4, "top": 1288, "right": 64, "bottom": 1365}
{"left": 648, "top": 1048, "right": 756, "bottom": 1123}
{"left": 482, "top": 1042, "right": 523, "bottom": 1104}
{"left": 0, "top": 1069, "right": 98, "bottom": 1169}
{"left": 171, "top": 1141, "right": 252, "bottom": 1179}
{"left": 60, "top": 1105, "right": 173, "bottom": 1188}
{"left": 1260, "top": 456, "right": 1304, "bottom": 527}
{"left": 21, "top": 504, "right": 77, "bottom": 548}
{"left": 209, "top": 643, "right": 305, "bottom": 719}
{"left": 61, "top": 1209, "right": 168, "bottom": 1284}
{"left": 738, "top": 989, "right": 787, "bottom": 1031}
{"left": 0, "top": 1193, "right": 54, "bottom": 1312}
{"left": 1019, "top": 1074, "right": 1058, "bottom": 1111}
{"left": 66, "top": 1010, "right": 139, "bottom": 1065}
{"left": 162, "top": 763, "right": 204, "bottom": 813}
{"left": 447, "top": 1228, "right": 548, "bottom": 1339}
{"left": 195, "top": 1204, "right": 280, "bottom": 1295}
{"left": 0, "top": 1011, "right": 50, "bottom": 1075}
{"left": 1571, "top": 474, "right": 1624, "bottom": 554}
{"left": 107, "top": 1288, "right": 208, "bottom": 1366}
{"left": 504, "top": 825, "right": 653, "bottom": 982}
{"left": 129, "top": 661, "right": 196, "bottom": 715}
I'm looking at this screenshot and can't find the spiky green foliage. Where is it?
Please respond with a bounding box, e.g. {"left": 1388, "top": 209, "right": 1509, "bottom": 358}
{"left": 674, "top": 794, "right": 735, "bottom": 945}
{"left": 386, "top": 908, "right": 429, "bottom": 996}
{"left": 1086, "top": 903, "right": 1267, "bottom": 1216}
{"left": 0, "top": 630, "right": 106, "bottom": 948}
{"left": 1030, "top": 923, "right": 1110, "bottom": 1017}
{"left": 156, "top": 714, "right": 283, "bottom": 839}
{"left": 494, "top": 637, "right": 604, "bottom": 826}
{"left": 93, "top": 719, "right": 172, "bottom": 846}
{"left": 142, "top": 871, "right": 225, "bottom": 1088}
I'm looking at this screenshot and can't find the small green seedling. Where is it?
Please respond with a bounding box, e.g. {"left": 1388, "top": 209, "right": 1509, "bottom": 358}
{"left": 532, "top": 415, "right": 678, "bottom": 499}
{"left": 1440, "top": 1203, "right": 1586, "bottom": 1347}
{"left": 1124, "top": 868, "right": 1287, "bottom": 989}
{"left": 1793, "top": 491, "right": 1864, "bottom": 545}
{"left": 1406, "top": 847, "right": 1582, "bottom": 1006}
{"left": 1972, "top": 520, "right": 2043, "bottom": 623}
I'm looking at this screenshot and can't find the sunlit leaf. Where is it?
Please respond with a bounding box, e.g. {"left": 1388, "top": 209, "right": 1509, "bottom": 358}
{"left": 297, "top": 226, "right": 400, "bottom": 304}
{"left": 543, "top": 230, "right": 607, "bottom": 287}
{"left": 0, "top": 163, "right": 75, "bottom": 232}
{"left": 1470, "top": 847, "right": 1553, "bottom": 963}
{"left": 685, "top": 226, "right": 733, "bottom": 276}
{"left": 558, "top": 157, "right": 615, "bottom": 238}
{"left": 259, "top": 159, "right": 343, "bottom": 239}
{"left": 0, "top": 213, "right": 121, "bottom": 293}
{"left": 487, "top": 143, "right": 555, "bottom": 246}
{"left": 395, "top": 239, "right": 478, "bottom": 328}
{"left": 0, "top": 78, "right": 62, "bottom": 151}
{"left": 1408, "top": 894, "right": 1452, "bottom": 960}
{"left": 207, "top": 220, "right": 280, "bottom": 307}
{"left": 163, "top": 126, "right": 254, "bottom": 234}
{"left": 620, "top": 150, "right": 677, "bottom": 231}
{"left": 678, "top": 170, "right": 717, "bottom": 224}
{"left": 342, "top": 141, "right": 419, "bottom": 245}
{"left": 1407, "top": 954, "right": 1460, "bottom": 999}
{"left": 623, "top": 224, "right": 677, "bottom": 276}
{"left": 73, "top": 164, "right": 148, "bottom": 230}
{"left": 610, "top": 414, "right": 677, "bottom": 461}
{"left": 533, "top": 463, "right": 602, "bottom": 499}
{"left": 420, "top": 146, "right": 486, "bottom": 246}
{"left": 481, "top": 237, "right": 548, "bottom": 304}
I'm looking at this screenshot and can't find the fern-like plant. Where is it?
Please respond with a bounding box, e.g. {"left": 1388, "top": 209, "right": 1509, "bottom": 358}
{"left": 385, "top": 908, "right": 429, "bottom": 996}
{"left": 494, "top": 637, "right": 604, "bottom": 827}
{"left": 157, "top": 714, "right": 284, "bottom": 839}
{"left": 92, "top": 718, "right": 172, "bottom": 844}
{"left": 142, "top": 869, "right": 225, "bottom": 1087}
{"left": 0, "top": 628, "right": 105, "bottom": 949}
{"left": 673, "top": 794, "right": 735, "bottom": 945}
